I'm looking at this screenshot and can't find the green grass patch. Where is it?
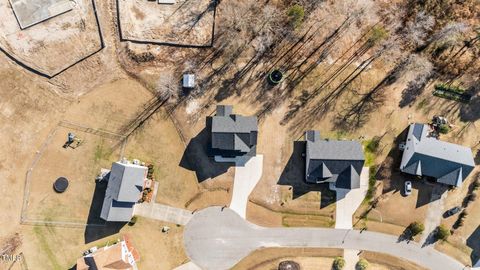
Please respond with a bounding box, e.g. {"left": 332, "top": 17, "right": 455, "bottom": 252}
{"left": 416, "top": 98, "right": 428, "bottom": 111}
{"left": 362, "top": 137, "right": 380, "bottom": 167}
{"left": 365, "top": 165, "right": 377, "bottom": 202}
{"left": 33, "top": 226, "right": 62, "bottom": 270}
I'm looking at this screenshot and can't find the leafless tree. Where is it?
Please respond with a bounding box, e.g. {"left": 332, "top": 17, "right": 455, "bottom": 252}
{"left": 156, "top": 71, "right": 178, "bottom": 100}
{"left": 404, "top": 11, "right": 436, "bottom": 47}
{"left": 399, "top": 55, "right": 434, "bottom": 107}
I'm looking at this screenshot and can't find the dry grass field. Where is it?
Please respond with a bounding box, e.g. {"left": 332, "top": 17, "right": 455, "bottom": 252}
{"left": 0, "top": 0, "right": 479, "bottom": 268}
{"left": 24, "top": 123, "right": 124, "bottom": 224}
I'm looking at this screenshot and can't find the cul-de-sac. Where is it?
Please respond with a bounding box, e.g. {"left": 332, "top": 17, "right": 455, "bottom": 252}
{"left": 0, "top": 0, "right": 479, "bottom": 269}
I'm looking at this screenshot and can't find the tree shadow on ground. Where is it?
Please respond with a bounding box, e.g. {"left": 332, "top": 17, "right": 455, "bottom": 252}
{"left": 277, "top": 141, "right": 336, "bottom": 208}
{"left": 84, "top": 178, "right": 127, "bottom": 244}
{"left": 376, "top": 127, "right": 443, "bottom": 208}
{"left": 467, "top": 225, "right": 480, "bottom": 266}
{"left": 179, "top": 124, "right": 235, "bottom": 182}
{"left": 474, "top": 149, "right": 480, "bottom": 166}
{"left": 397, "top": 227, "right": 414, "bottom": 243}
{"left": 421, "top": 228, "right": 439, "bottom": 248}
{"left": 459, "top": 84, "right": 480, "bottom": 122}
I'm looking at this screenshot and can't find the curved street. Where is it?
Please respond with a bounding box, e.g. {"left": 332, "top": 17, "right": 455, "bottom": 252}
{"left": 184, "top": 206, "right": 465, "bottom": 270}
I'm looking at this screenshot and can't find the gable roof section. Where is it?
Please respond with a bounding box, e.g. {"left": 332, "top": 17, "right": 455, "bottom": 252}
{"left": 400, "top": 123, "right": 475, "bottom": 186}
{"left": 402, "top": 160, "right": 422, "bottom": 176}
{"left": 210, "top": 105, "right": 258, "bottom": 154}
{"left": 310, "top": 162, "right": 333, "bottom": 179}
{"left": 437, "top": 167, "right": 463, "bottom": 186}
{"left": 305, "top": 131, "right": 365, "bottom": 189}
{"left": 336, "top": 165, "right": 360, "bottom": 189}
{"left": 307, "top": 140, "right": 365, "bottom": 161}
{"left": 109, "top": 162, "right": 146, "bottom": 202}
{"left": 100, "top": 161, "right": 146, "bottom": 222}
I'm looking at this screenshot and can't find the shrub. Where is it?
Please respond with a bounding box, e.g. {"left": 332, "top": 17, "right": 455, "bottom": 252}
{"left": 436, "top": 225, "right": 451, "bottom": 241}
{"left": 438, "top": 124, "right": 450, "bottom": 134}
{"left": 368, "top": 26, "right": 389, "bottom": 45}
{"left": 468, "top": 193, "right": 477, "bottom": 202}
{"left": 473, "top": 179, "right": 480, "bottom": 190}
{"left": 409, "top": 221, "right": 425, "bottom": 236}
{"left": 434, "top": 83, "right": 466, "bottom": 94}
{"left": 356, "top": 258, "right": 369, "bottom": 270}
{"left": 365, "top": 137, "right": 381, "bottom": 153}
{"left": 365, "top": 166, "right": 377, "bottom": 202}
{"left": 332, "top": 257, "right": 346, "bottom": 270}
{"left": 287, "top": 4, "right": 304, "bottom": 29}
{"left": 128, "top": 216, "right": 138, "bottom": 226}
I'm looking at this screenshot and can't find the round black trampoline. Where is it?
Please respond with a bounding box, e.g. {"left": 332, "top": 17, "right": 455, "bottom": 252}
{"left": 53, "top": 177, "right": 69, "bottom": 193}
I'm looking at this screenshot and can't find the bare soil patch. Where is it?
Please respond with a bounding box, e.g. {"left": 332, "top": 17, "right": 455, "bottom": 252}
{"left": 119, "top": 0, "right": 215, "bottom": 46}
{"left": 0, "top": 0, "right": 102, "bottom": 75}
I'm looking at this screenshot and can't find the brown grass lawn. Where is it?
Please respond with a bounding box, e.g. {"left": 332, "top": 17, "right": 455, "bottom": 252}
{"left": 360, "top": 251, "right": 428, "bottom": 270}
{"left": 123, "top": 109, "right": 200, "bottom": 208}
{"left": 26, "top": 124, "right": 123, "bottom": 223}
{"left": 231, "top": 248, "right": 341, "bottom": 270}
{"left": 19, "top": 217, "right": 186, "bottom": 270}
{"left": 436, "top": 172, "right": 480, "bottom": 266}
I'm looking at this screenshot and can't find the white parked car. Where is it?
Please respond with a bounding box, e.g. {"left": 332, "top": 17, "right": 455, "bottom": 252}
{"left": 404, "top": 181, "right": 412, "bottom": 196}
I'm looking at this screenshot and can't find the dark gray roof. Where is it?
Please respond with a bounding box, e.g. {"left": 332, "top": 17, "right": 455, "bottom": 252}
{"left": 216, "top": 105, "right": 233, "bottom": 117}
{"left": 400, "top": 123, "right": 475, "bottom": 186}
{"left": 100, "top": 161, "right": 146, "bottom": 222}
{"left": 210, "top": 105, "right": 258, "bottom": 155}
{"left": 305, "top": 130, "right": 365, "bottom": 189}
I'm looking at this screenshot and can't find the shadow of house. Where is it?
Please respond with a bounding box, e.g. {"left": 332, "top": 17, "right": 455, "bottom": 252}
{"left": 277, "top": 141, "right": 336, "bottom": 208}
{"left": 467, "top": 225, "right": 480, "bottom": 266}
{"left": 377, "top": 127, "right": 443, "bottom": 208}
{"left": 179, "top": 127, "right": 234, "bottom": 182}
{"left": 84, "top": 179, "right": 126, "bottom": 244}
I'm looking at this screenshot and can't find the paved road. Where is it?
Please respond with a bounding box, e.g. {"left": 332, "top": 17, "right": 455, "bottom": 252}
{"left": 184, "top": 207, "right": 465, "bottom": 270}
{"left": 229, "top": 155, "right": 263, "bottom": 218}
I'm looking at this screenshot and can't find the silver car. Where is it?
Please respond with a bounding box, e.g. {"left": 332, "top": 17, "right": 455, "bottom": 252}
{"left": 405, "top": 181, "right": 412, "bottom": 196}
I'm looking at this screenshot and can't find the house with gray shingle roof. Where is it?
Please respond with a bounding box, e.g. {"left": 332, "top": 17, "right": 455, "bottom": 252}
{"left": 208, "top": 105, "right": 258, "bottom": 158}
{"left": 305, "top": 130, "right": 365, "bottom": 189}
{"left": 400, "top": 123, "right": 475, "bottom": 187}
{"left": 100, "top": 160, "right": 147, "bottom": 222}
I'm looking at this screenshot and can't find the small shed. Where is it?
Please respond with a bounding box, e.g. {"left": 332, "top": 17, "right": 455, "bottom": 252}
{"left": 183, "top": 74, "right": 195, "bottom": 89}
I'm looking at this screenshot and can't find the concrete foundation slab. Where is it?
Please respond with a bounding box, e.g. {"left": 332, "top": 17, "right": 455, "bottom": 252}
{"left": 9, "top": 0, "right": 73, "bottom": 29}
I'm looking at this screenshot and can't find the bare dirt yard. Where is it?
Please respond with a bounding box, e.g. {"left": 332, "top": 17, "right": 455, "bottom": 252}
{"left": 118, "top": 0, "right": 216, "bottom": 46}
{"left": 0, "top": 0, "right": 102, "bottom": 75}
